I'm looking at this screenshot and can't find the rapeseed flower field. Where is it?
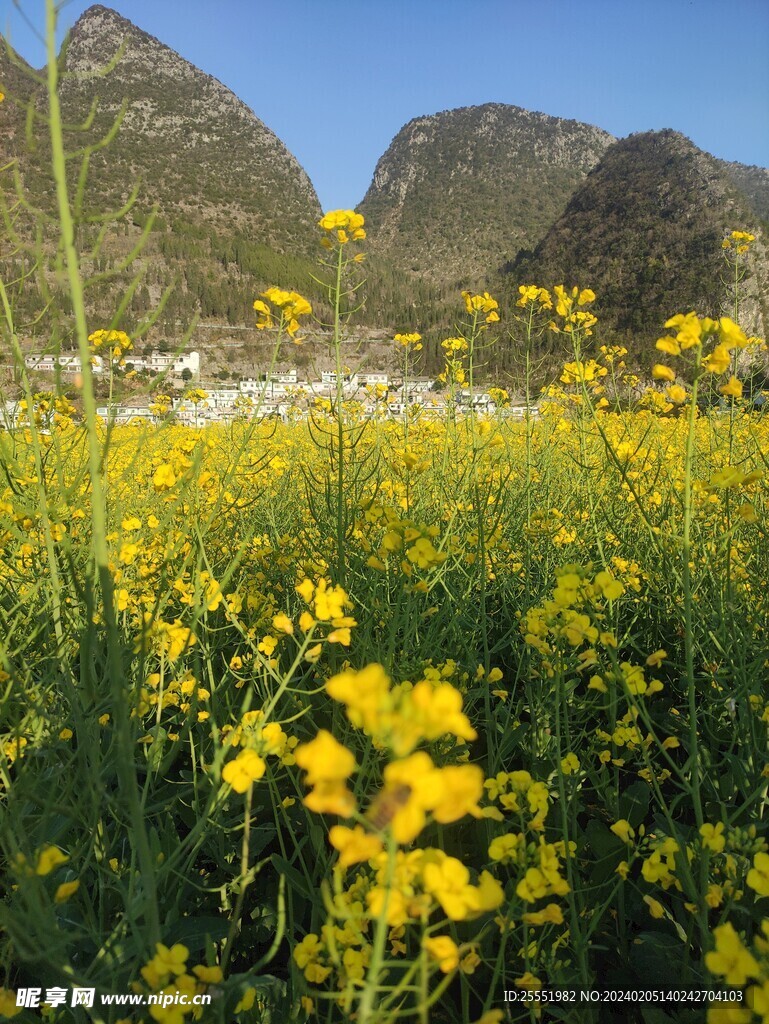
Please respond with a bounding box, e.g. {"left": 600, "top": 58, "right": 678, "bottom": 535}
{"left": 2, "top": 275, "right": 769, "bottom": 1022}
{"left": 2, "top": 40, "right": 769, "bottom": 1024}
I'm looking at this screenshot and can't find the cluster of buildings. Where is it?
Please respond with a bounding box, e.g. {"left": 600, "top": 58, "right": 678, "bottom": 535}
{"left": 23, "top": 350, "right": 200, "bottom": 377}
{"left": 11, "top": 349, "right": 529, "bottom": 427}
{"left": 94, "top": 373, "right": 506, "bottom": 426}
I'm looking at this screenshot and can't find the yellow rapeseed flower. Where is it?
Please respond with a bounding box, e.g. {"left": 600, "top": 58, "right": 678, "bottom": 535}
{"left": 235, "top": 988, "right": 258, "bottom": 1013}
{"left": 0, "top": 989, "right": 21, "bottom": 1019}
{"left": 666, "top": 384, "right": 687, "bottom": 403}
{"left": 254, "top": 287, "right": 312, "bottom": 339}
{"left": 192, "top": 965, "right": 223, "bottom": 983}
{"left": 394, "top": 332, "right": 423, "bottom": 350}
{"left": 145, "top": 942, "right": 189, "bottom": 979}
{"left": 35, "top": 846, "right": 69, "bottom": 876}
{"left": 328, "top": 825, "right": 383, "bottom": 867}
{"left": 700, "top": 822, "right": 726, "bottom": 854}
{"left": 295, "top": 730, "right": 356, "bottom": 786}
{"left": 522, "top": 903, "right": 564, "bottom": 926}
{"left": 610, "top": 819, "right": 635, "bottom": 844}
{"left": 644, "top": 896, "right": 666, "bottom": 919}
{"left": 705, "top": 923, "right": 760, "bottom": 986}
{"left": 702, "top": 344, "right": 732, "bottom": 375}
{"left": 720, "top": 376, "right": 743, "bottom": 399}
{"left": 272, "top": 612, "right": 294, "bottom": 634}
{"left": 152, "top": 464, "right": 177, "bottom": 491}
{"left": 222, "top": 749, "right": 266, "bottom": 793}
{"left": 652, "top": 364, "right": 676, "bottom": 382}
{"left": 516, "top": 285, "right": 552, "bottom": 309}
{"left": 318, "top": 209, "right": 366, "bottom": 241}
{"left": 424, "top": 935, "right": 460, "bottom": 973}
{"left": 55, "top": 880, "right": 80, "bottom": 903}
{"left": 461, "top": 291, "right": 500, "bottom": 324}
{"left": 747, "top": 852, "right": 769, "bottom": 897}
{"left": 430, "top": 765, "right": 484, "bottom": 824}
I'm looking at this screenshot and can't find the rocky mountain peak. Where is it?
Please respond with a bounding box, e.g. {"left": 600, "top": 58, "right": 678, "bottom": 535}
{"left": 1, "top": 5, "right": 325, "bottom": 336}
{"left": 59, "top": 4, "right": 321, "bottom": 237}
{"left": 68, "top": 5, "right": 216, "bottom": 89}
{"left": 360, "top": 102, "right": 616, "bottom": 282}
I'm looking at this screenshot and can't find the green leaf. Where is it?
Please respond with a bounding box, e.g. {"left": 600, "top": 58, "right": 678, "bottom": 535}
{"left": 619, "top": 780, "right": 651, "bottom": 827}
{"left": 270, "top": 854, "right": 312, "bottom": 899}
{"left": 168, "top": 915, "right": 229, "bottom": 953}
{"left": 145, "top": 724, "right": 167, "bottom": 771}
{"left": 585, "top": 818, "right": 621, "bottom": 860}
{"left": 633, "top": 931, "right": 692, "bottom": 990}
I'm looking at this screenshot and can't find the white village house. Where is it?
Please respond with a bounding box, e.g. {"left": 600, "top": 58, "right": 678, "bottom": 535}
{"left": 25, "top": 353, "right": 104, "bottom": 374}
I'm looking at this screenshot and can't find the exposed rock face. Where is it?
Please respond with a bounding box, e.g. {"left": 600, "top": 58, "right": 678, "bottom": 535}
{"left": 512, "top": 130, "right": 768, "bottom": 347}
{"left": 360, "top": 103, "right": 615, "bottom": 281}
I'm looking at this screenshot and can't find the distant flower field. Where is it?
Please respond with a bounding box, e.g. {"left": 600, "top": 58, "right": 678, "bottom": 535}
{"left": 3, "top": 58, "right": 769, "bottom": 1024}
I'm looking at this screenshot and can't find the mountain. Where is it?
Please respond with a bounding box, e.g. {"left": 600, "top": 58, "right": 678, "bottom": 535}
{"left": 1, "top": 4, "right": 325, "bottom": 334}
{"left": 0, "top": 42, "right": 37, "bottom": 157}
{"left": 58, "top": 5, "right": 321, "bottom": 251}
{"left": 359, "top": 103, "right": 615, "bottom": 283}
{"left": 1, "top": 13, "right": 767, "bottom": 369}
{"left": 510, "top": 130, "right": 768, "bottom": 351}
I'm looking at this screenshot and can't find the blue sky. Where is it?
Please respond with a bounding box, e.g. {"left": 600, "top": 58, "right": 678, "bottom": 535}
{"left": 2, "top": 0, "right": 768, "bottom": 211}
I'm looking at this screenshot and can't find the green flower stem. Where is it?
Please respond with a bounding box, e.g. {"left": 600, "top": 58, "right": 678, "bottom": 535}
{"left": 333, "top": 242, "right": 347, "bottom": 584}
{"left": 45, "top": 0, "right": 160, "bottom": 945}
{"left": 221, "top": 784, "right": 253, "bottom": 970}
{"left": 682, "top": 370, "right": 704, "bottom": 828}
{"left": 358, "top": 828, "right": 397, "bottom": 1024}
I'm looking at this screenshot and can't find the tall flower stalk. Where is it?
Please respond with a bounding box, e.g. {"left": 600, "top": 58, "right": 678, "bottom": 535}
{"left": 313, "top": 209, "right": 366, "bottom": 585}
{"left": 652, "top": 309, "right": 753, "bottom": 829}
{"left": 394, "top": 331, "right": 422, "bottom": 511}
